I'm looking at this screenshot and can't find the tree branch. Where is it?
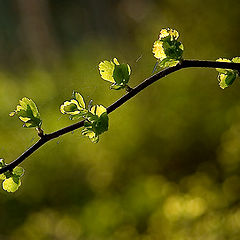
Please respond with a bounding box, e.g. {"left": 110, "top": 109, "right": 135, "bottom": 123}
{"left": 0, "top": 59, "right": 239, "bottom": 174}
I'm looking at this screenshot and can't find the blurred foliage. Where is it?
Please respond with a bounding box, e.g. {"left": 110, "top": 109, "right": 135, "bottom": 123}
{"left": 0, "top": 0, "right": 240, "bottom": 239}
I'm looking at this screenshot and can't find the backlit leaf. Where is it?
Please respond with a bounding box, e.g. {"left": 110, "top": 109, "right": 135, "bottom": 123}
{"left": 2, "top": 177, "right": 21, "bottom": 193}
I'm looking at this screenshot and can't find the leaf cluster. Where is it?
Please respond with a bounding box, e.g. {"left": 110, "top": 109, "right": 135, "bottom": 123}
{"left": 60, "top": 92, "right": 109, "bottom": 143}
{"left": 152, "top": 28, "right": 184, "bottom": 68}
{"left": 9, "top": 97, "right": 42, "bottom": 128}
{"left": 0, "top": 159, "right": 24, "bottom": 192}
{"left": 216, "top": 57, "right": 240, "bottom": 89}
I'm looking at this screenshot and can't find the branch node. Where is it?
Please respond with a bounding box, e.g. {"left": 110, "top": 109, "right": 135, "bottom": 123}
{"left": 36, "top": 127, "right": 44, "bottom": 138}
{"left": 125, "top": 85, "right": 133, "bottom": 93}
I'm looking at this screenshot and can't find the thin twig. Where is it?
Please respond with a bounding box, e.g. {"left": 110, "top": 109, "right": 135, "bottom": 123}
{"left": 0, "top": 59, "right": 239, "bottom": 174}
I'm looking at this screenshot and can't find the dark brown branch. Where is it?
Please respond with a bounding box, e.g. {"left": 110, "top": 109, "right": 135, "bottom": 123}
{"left": 0, "top": 59, "right": 239, "bottom": 174}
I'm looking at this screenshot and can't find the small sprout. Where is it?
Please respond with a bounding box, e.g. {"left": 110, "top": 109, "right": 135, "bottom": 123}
{"left": 10, "top": 97, "right": 42, "bottom": 128}
{"left": 0, "top": 159, "right": 24, "bottom": 193}
{"left": 99, "top": 58, "right": 131, "bottom": 90}
{"left": 60, "top": 99, "right": 83, "bottom": 115}
{"left": 60, "top": 91, "right": 88, "bottom": 120}
{"left": 60, "top": 92, "right": 109, "bottom": 143}
{"left": 216, "top": 57, "right": 240, "bottom": 89}
{"left": 82, "top": 105, "right": 109, "bottom": 143}
{"left": 153, "top": 28, "right": 184, "bottom": 68}
{"left": 3, "top": 177, "right": 21, "bottom": 193}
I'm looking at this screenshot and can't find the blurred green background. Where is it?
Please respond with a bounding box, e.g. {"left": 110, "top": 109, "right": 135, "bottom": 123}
{"left": 0, "top": 0, "right": 240, "bottom": 239}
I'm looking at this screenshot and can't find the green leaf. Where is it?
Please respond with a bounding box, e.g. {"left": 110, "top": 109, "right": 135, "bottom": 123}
{"left": 159, "top": 28, "right": 179, "bottom": 41}
{"left": 4, "top": 171, "right": 12, "bottom": 179}
{"left": 98, "top": 59, "right": 118, "bottom": 83}
{"left": 152, "top": 40, "right": 167, "bottom": 61}
{"left": 0, "top": 174, "right": 6, "bottom": 180}
{"left": 60, "top": 92, "right": 88, "bottom": 118}
{"left": 225, "top": 73, "right": 237, "bottom": 86}
{"left": 216, "top": 57, "right": 240, "bottom": 89}
{"left": 159, "top": 58, "right": 179, "bottom": 68}
{"left": 113, "top": 64, "right": 130, "bottom": 85}
{"left": 82, "top": 105, "right": 109, "bottom": 143}
{"left": 60, "top": 100, "right": 82, "bottom": 115}
{"left": 10, "top": 97, "right": 42, "bottom": 128}
{"left": 0, "top": 158, "right": 24, "bottom": 192}
{"left": 162, "top": 40, "right": 183, "bottom": 60}
{"left": 73, "top": 91, "right": 85, "bottom": 109}
{"left": 218, "top": 72, "right": 236, "bottom": 89}
{"left": 2, "top": 177, "right": 21, "bottom": 193}
{"left": 99, "top": 58, "right": 131, "bottom": 90}
{"left": 90, "top": 105, "right": 107, "bottom": 117}
{"left": 95, "top": 112, "right": 109, "bottom": 135}
{"left": 12, "top": 166, "right": 24, "bottom": 177}
{"left": 153, "top": 28, "right": 183, "bottom": 67}
{"left": 232, "top": 57, "right": 240, "bottom": 63}
{"left": 61, "top": 93, "right": 109, "bottom": 143}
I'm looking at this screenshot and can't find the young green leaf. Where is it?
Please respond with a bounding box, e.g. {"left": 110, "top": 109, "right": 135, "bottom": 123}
{"left": 60, "top": 92, "right": 88, "bottom": 120}
{"left": 0, "top": 159, "right": 24, "bottom": 193}
{"left": 218, "top": 72, "right": 237, "bottom": 89}
{"left": 61, "top": 93, "right": 109, "bottom": 143}
{"left": 99, "top": 58, "right": 119, "bottom": 83}
{"left": 0, "top": 174, "right": 6, "bottom": 180}
{"left": 152, "top": 40, "right": 166, "bottom": 61}
{"left": 152, "top": 28, "right": 183, "bottom": 69}
{"left": 12, "top": 166, "right": 24, "bottom": 177}
{"left": 10, "top": 97, "right": 42, "bottom": 128}
{"left": 2, "top": 177, "right": 21, "bottom": 193}
{"left": 113, "top": 64, "right": 130, "bottom": 85}
{"left": 232, "top": 57, "right": 240, "bottom": 63}
{"left": 73, "top": 91, "right": 85, "bottom": 109}
{"left": 159, "top": 58, "right": 180, "bottom": 68}
{"left": 216, "top": 57, "right": 239, "bottom": 89}
{"left": 60, "top": 100, "right": 83, "bottom": 115}
{"left": 89, "top": 104, "right": 107, "bottom": 117}
{"left": 82, "top": 105, "right": 109, "bottom": 143}
{"left": 159, "top": 28, "right": 179, "bottom": 41}
{"left": 99, "top": 58, "right": 131, "bottom": 90}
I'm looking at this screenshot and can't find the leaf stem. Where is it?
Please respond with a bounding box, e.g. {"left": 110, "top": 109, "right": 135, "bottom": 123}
{"left": 125, "top": 85, "right": 133, "bottom": 93}
{"left": 36, "top": 127, "right": 44, "bottom": 138}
